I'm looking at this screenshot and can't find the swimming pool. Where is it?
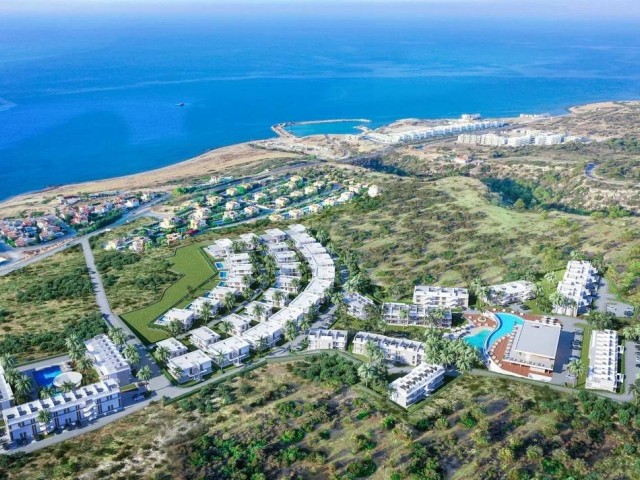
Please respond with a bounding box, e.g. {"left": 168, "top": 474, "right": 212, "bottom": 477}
{"left": 464, "top": 329, "right": 491, "bottom": 349}
{"left": 464, "top": 312, "right": 525, "bottom": 352}
{"left": 218, "top": 281, "right": 226, "bottom": 287}
{"left": 33, "top": 365, "right": 62, "bottom": 389}
{"left": 219, "top": 271, "right": 228, "bottom": 278}
{"left": 215, "top": 262, "right": 225, "bottom": 269}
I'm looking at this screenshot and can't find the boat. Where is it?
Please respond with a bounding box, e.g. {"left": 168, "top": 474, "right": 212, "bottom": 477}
{"left": 176, "top": 102, "right": 185, "bottom": 107}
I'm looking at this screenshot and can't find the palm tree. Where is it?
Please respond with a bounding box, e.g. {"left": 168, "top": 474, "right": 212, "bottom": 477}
{"left": 232, "top": 240, "right": 247, "bottom": 254}
{"left": 357, "top": 363, "right": 376, "bottom": 388}
{"left": 470, "top": 277, "right": 487, "bottom": 308}
{"left": 136, "top": 365, "right": 152, "bottom": 384}
{"left": 224, "top": 292, "right": 236, "bottom": 312}
{"left": 242, "top": 274, "right": 253, "bottom": 290}
{"left": 427, "top": 308, "right": 446, "bottom": 327}
{"left": 0, "top": 354, "right": 16, "bottom": 370}
{"left": 154, "top": 345, "right": 171, "bottom": 365}
{"left": 36, "top": 409, "right": 52, "bottom": 433}
{"left": 544, "top": 271, "right": 557, "bottom": 283}
{"left": 300, "top": 315, "right": 311, "bottom": 333}
{"left": 123, "top": 344, "right": 141, "bottom": 366}
{"left": 13, "top": 374, "right": 33, "bottom": 402}
{"left": 345, "top": 273, "right": 365, "bottom": 293}
{"left": 549, "top": 291, "right": 568, "bottom": 309}
{"left": 214, "top": 350, "right": 226, "bottom": 373}
{"left": 65, "top": 333, "right": 82, "bottom": 353}
{"left": 316, "top": 229, "right": 329, "bottom": 245}
{"left": 629, "top": 378, "right": 640, "bottom": 405}
{"left": 257, "top": 336, "right": 269, "bottom": 354}
{"left": 76, "top": 355, "right": 95, "bottom": 373}
{"left": 284, "top": 320, "right": 298, "bottom": 349}
{"left": 273, "top": 289, "right": 286, "bottom": 307}
{"left": 200, "top": 301, "right": 213, "bottom": 323}
{"left": 2, "top": 366, "right": 19, "bottom": 386}
{"left": 60, "top": 381, "right": 76, "bottom": 393}
{"left": 567, "top": 359, "right": 585, "bottom": 387}
{"left": 68, "top": 346, "right": 86, "bottom": 363}
{"left": 252, "top": 303, "right": 266, "bottom": 322}
{"left": 219, "top": 319, "right": 233, "bottom": 337}
{"left": 39, "top": 385, "right": 56, "bottom": 399}
{"left": 167, "top": 320, "right": 184, "bottom": 337}
{"left": 108, "top": 327, "right": 127, "bottom": 348}
{"left": 291, "top": 278, "right": 301, "bottom": 293}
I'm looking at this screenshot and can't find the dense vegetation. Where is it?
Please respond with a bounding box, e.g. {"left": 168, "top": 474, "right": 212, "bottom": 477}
{"left": 16, "top": 268, "right": 92, "bottom": 302}
{"left": 292, "top": 352, "right": 360, "bottom": 387}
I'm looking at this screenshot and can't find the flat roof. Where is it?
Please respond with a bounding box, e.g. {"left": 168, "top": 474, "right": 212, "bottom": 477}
{"left": 513, "top": 321, "right": 561, "bottom": 359}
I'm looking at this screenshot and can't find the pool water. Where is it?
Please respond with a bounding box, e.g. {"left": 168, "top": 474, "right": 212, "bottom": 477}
{"left": 464, "top": 329, "right": 491, "bottom": 349}
{"left": 219, "top": 271, "right": 228, "bottom": 278}
{"left": 33, "top": 365, "right": 62, "bottom": 389}
{"left": 464, "top": 312, "right": 525, "bottom": 351}
{"left": 218, "top": 281, "right": 226, "bottom": 287}
{"left": 215, "top": 262, "right": 225, "bottom": 269}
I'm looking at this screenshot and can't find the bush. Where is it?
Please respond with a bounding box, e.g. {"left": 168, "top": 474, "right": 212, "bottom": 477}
{"left": 280, "top": 428, "right": 305, "bottom": 444}
{"left": 346, "top": 458, "right": 377, "bottom": 478}
{"left": 16, "top": 268, "right": 92, "bottom": 302}
{"left": 382, "top": 416, "right": 397, "bottom": 430}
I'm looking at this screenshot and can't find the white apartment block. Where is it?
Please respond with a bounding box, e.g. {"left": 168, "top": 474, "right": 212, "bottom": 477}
{"left": 586, "top": 329, "right": 623, "bottom": 393}
{"left": 162, "top": 308, "right": 196, "bottom": 330}
{"left": 485, "top": 280, "right": 536, "bottom": 306}
{"left": 367, "top": 120, "right": 505, "bottom": 144}
{"left": 219, "top": 313, "right": 251, "bottom": 336}
{"left": 413, "top": 285, "right": 469, "bottom": 309}
{"left": 0, "top": 365, "right": 14, "bottom": 413}
{"left": 553, "top": 260, "right": 600, "bottom": 316}
{"left": 84, "top": 334, "right": 132, "bottom": 386}
{"left": 186, "top": 297, "right": 221, "bottom": 317}
{"left": 155, "top": 337, "right": 188, "bottom": 358}
{"left": 389, "top": 363, "right": 446, "bottom": 408}
{"left": 343, "top": 292, "right": 376, "bottom": 320}
{"left": 167, "top": 350, "right": 212, "bottom": 384}
{"left": 307, "top": 329, "right": 348, "bottom": 351}
{"left": 190, "top": 326, "right": 221, "bottom": 350}
{"left": 382, "top": 302, "right": 452, "bottom": 328}
{"left": 2, "top": 380, "right": 121, "bottom": 444}
{"left": 353, "top": 332, "right": 425, "bottom": 366}
{"left": 205, "top": 337, "right": 251, "bottom": 367}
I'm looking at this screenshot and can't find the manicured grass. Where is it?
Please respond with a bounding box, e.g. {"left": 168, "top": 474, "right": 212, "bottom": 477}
{"left": 577, "top": 322, "right": 592, "bottom": 388}
{"left": 120, "top": 244, "right": 218, "bottom": 344}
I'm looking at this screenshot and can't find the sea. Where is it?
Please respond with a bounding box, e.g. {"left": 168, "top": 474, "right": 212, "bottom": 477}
{"left": 1, "top": 7, "right": 639, "bottom": 200}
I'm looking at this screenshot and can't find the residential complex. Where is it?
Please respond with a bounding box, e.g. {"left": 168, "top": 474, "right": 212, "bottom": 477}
{"left": 84, "top": 334, "right": 132, "bottom": 386}
{"left": 457, "top": 129, "right": 576, "bottom": 147}
{"left": 307, "top": 329, "right": 348, "bottom": 351}
{"left": 413, "top": 285, "right": 469, "bottom": 309}
{"left": 189, "top": 326, "right": 221, "bottom": 350}
{"left": 586, "top": 329, "right": 623, "bottom": 393}
{"left": 388, "top": 363, "right": 446, "bottom": 408}
{"left": 484, "top": 280, "right": 536, "bottom": 306}
{"left": 365, "top": 119, "right": 505, "bottom": 144}
{"left": 353, "top": 332, "right": 425, "bottom": 366}
{"left": 205, "top": 337, "right": 252, "bottom": 367}
{"left": 2, "top": 380, "right": 121, "bottom": 443}
{"left": 553, "top": 261, "right": 600, "bottom": 316}
{"left": 0, "top": 366, "right": 14, "bottom": 413}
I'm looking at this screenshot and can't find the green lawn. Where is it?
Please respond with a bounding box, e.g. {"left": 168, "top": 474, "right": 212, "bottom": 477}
{"left": 576, "top": 322, "right": 592, "bottom": 388}
{"left": 120, "top": 244, "right": 218, "bottom": 344}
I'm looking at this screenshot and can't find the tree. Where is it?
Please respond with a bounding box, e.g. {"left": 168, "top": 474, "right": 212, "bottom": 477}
{"left": 219, "top": 319, "right": 233, "bottom": 337}
{"left": 364, "top": 340, "right": 384, "bottom": 365}
{"left": 154, "top": 345, "right": 171, "bottom": 365}
{"left": 427, "top": 308, "right": 446, "bottom": 327}
{"left": 257, "top": 336, "right": 269, "bottom": 354}
{"left": 357, "top": 363, "right": 376, "bottom": 388}
{"left": 60, "top": 381, "right": 76, "bottom": 393}
{"left": 273, "top": 289, "right": 286, "bottom": 307}
{"left": 567, "top": 359, "right": 585, "bottom": 387}
{"left": 200, "top": 301, "right": 213, "bottom": 324}
{"left": 252, "top": 303, "right": 266, "bottom": 322}
{"left": 76, "top": 355, "right": 95, "bottom": 373}
{"left": 136, "top": 365, "right": 152, "bottom": 384}
{"left": 214, "top": 350, "right": 226, "bottom": 373}
{"left": 300, "top": 315, "right": 311, "bottom": 333}
{"left": 629, "top": 378, "right": 640, "bottom": 405}
{"left": 544, "top": 271, "right": 557, "bottom": 283}
{"left": 586, "top": 311, "right": 617, "bottom": 330}
{"left": 345, "top": 273, "right": 370, "bottom": 294}
{"left": 284, "top": 320, "right": 298, "bottom": 350}
{"left": 37, "top": 409, "right": 52, "bottom": 433}
{"left": 168, "top": 320, "right": 184, "bottom": 337}
{"left": 123, "top": 344, "right": 141, "bottom": 366}
{"left": 39, "top": 385, "right": 56, "bottom": 399}
{"left": 399, "top": 308, "right": 410, "bottom": 326}
{"left": 13, "top": 374, "right": 33, "bottom": 402}
{"left": 108, "top": 327, "right": 127, "bottom": 347}
{"left": 224, "top": 292, "right": 236, "bottom": 312}
{"left": 316, "top": 229, "right": 329, "bottom": 245}
{"left": 68, "top": 345, "right": 86, "bottom": 363}
{"left": 549, "top": 291, "right": 569, "bottom": 310}
{"left": 65, "top": 333, "right": 83, "bottom": 353}
{"left": 470, "top": 277, "right": 488, "bottom": 308}
{"left": 0, "top": 354, "right": 16, "bottom": 370}
{"left": 232, "top": 240, "right": 247, "bottom": 254}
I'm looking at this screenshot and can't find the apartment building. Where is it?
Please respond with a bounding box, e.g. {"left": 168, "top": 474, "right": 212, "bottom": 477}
{"left": 553, "top": 261, "right": 600, "bottom": 316}
{"left": 586, "top": 329, "right": 623, "bottom": 393}
{"left": 2, "top": 380, "right": 121, "bottom": 444}
{"left": 389, "top": 363, "right": 446, "bottom": 408}
{"left": 84, "top": 334, "right": 132, "bottom": 386}
{"left": 0, "top": 366, "right": 14, "bottom": 413}
{"left": 382, "top": 302, "right": 452, "bottom": 328}
{"left": 353, "top": 332, "right": 425, "bottom": 366}
{"left": 413, "top": 286, "right": 469, "bottom": 309}
{"left": 307, "top": 329, "right": 348, "bottom": 351}
{"left": 343, "top": 292, "right": 376, "bottom": 320}
{"left": 484, "top": 281, "right": 536, "bottom": 306}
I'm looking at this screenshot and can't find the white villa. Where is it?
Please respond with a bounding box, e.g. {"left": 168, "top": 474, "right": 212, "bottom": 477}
{"left": 228, "top": 252, "right": 251, "bottom": 265}
{"left": 186, "top": 297, "right": 221, "bottom": 317}
{"left": 230, "top": 263, "right": 254, "bottom": 277}
{"left": 267, "top": 242, "right": 290, "bottom": 253}
{"left": 167, "top": 350, "right": 213, "bottom": 384}
{"left": 268, "top": 306, "right": 305, "bottom": 328}
{"left": 274, "top": 275, "right": 299, "bottom": 294}
{"left": 208, "top": 285, "right": 240, "bottom": 302}
{"left": 2, "top": 380, "right": 121, "bottom": 444}
{"left": 586, "top": 329, "right": 623, "bottom": 392}
{"left": 343, "top": 292, "right": 376, "bottom": 320}
{"left": 261, "top": 228, "right": 287, "bottom": 243}
{"left": 155, "top": 337, "right": 188, "bottom": 358}
{"left": 263, "top": 288, "right": 290, "bottom": 307}
{"left": 554, "top": 261, "right": 600, "bottom": 316}
{"left": 159, "top": 308, "right": 196, "bottom": 331}
{"left": 219, "top": 313, "right": 251, "bottom": 336}
{"left": 241, "top": 322, "right": 283, "bottom": 350}
{"left": 485, "top": 281, "right": 536, "bottom": 306}
{"left": 245, "top": 301, "right": 271, "bottom": 322}
{"left": 413, "top": 285, "right": 469, "bottom": 309}
{"left": 307, "top": 329, "right": 348, "bottom": 351}
{"left": 205, "top": 238, "right": 234, "bottom": 258}
{"left": 190, "top": 326, "right": 222, "bottom": 350}
{"left": 389, "top": 363, "right": 446, "bottom": 408}
{"left": 273, "top": 250, "right": 298, "bottom": 264}
{"left": 225, "top": 275, "right": 250, "bottom": 291}
{"left": 84, "top": 334, "right": 132, "bottom": 386}
{"left": 205, "top": 337, "right": 251, "bottom": 367}
{"left": 353, "top": 332, "right": 425, "bottom": 366}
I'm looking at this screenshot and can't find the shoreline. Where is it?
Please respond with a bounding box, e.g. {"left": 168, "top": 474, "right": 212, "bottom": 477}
{"left": 1, "top": 99, "right": 638, "bottom": 214}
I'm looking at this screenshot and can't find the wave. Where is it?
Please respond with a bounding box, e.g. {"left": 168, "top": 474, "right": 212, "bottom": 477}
{"left": 0, "top": 97, "right": 16, "bottom": 112}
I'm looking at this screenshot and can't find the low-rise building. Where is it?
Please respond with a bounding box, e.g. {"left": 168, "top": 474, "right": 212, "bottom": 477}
{"left": 206, "top": 337, "right": 251, "bottom": 367}
{"left": 484, "top": 281, "right": 536, "bottom": 306}
{"left": 307, "top": 329, "right": 348, "bottom": 351}
{"left": 207, "top": 285, "right": 240, "bottom": 302}
{"left": 343, "top": 292, "right": 376, "bottom": 320}
{"left": 186, "top": 297, "right": 221, "bottom": 317}
{"left": 413, "top": 285, "right": 469, "bottom": 309}
{"left": 554, "top": 261, "right": 600, "bottom": 316}
{"left": 244, "top": 301, "right": 271, "bottom": 322}
{"left": 389, "top": 363, "right": 446, "bottom": 408}
{"left": 219, "top": 313, "right": 251, "bottom": 336}
{"left": 155, "top": 337, "right": 188, "bottom": 358}
{"left": 167, "top": 350, "right": 213, "bottom": 383}
{"left": 205, "top": 238, "right": 234, "bottom": 258}
{"left": 275, "top": 197, "right": 289, "bottom": 209}
{"left": 263, "top": 288, "right": 290, "bottom": 307}
{"left": 382, "top": 302, "right": 452, "bottom": 328}
{"left": 0, "top": 366, "right": 15, "bottom": 413}
{"left": 353, "top": 332, "right": 425, "bottom": 366}
{"left": 190, "top": 326, "right": 222, "bottom": 350}
{"left": 586, "top": 329, "right": 623, "bottom": 392}
{"left": 274, "top": 275, "right": 300, "bottom": 294}
{"left": 241, "top": 322, "right": 283, "bottom": 350}
{"left": 162, "top": 308, "right": 196, "bottom": 331}
{"left": 84, "top": 334, "right": 132, "bottom": 385}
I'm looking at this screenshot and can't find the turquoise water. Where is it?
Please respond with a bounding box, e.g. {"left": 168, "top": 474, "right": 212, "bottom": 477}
{"left": 33, "top": 365, "right": 62, "bottom": 389}
{"left": 214, "top": 262, "right": 225, "bottom": 269}
{"left": 1, "top": 8, "right": 639, "bottom": 199}
{"left": 465, "top": 312, "right": 525, "bottom": 351}
{"left": 219, "top": 271, "right": 228, "bottom": 279}
{"left": 287, "top": 121, "right": 370, "bottom": 137}
{"left": 464, "top": 329, "right": 491, "bottom": 349}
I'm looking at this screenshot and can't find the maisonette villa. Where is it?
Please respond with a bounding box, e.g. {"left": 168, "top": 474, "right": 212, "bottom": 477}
{"left": 353, "top": 332, "right": 425, "bottom": 366}
{"left": 155, "top": 337, "right": 188, "bottom": 358}
{"left": 2, "top": 380, "right": 121, "bottom": 444}
{"left": 289, "top": 290, "right": 323, "bottom": 314}
{"left": 227, "top": 252, "right": 251, "bottom": 264}
{"left": 244, "top": 301, "right": 271, "bottom": 322}
{"left": 274, "top": 275, "right": 300, "bottom": 294}
{"left": 263, "top": 288, "right": 290, "bottom": 307}
{"left": 205, "top": 238, "right": 234, "bottom": 258}
{"left": 263, "top": 228, "right": 288, "bottom": 243}
{"left": 229, "top": 263, "right": 254, "bottom": 277}
{"left": 388, "top": 363, "right": 446, "bottom": 408}
{"left": 0, "top": 366, "right": 15, "bottom": 413}
{"left": 267, "top": 242, "right": 290, "bottom": 253}
{"left": 205, "top": 337, "right": 252, "bottom": 367}
{"left": 273, "top": 250, "right": 298, "bottom": 264}
{"left": 586, "top": 329, "right": 623, "bottom": 392}
{"left": 219, "top": 313, "right": 251, "bottom": 336}
{"left": 84, "top": 334, "right": 132, "bottom": 385}
{"left": 382, "top": 302, "right": 452, "bottom": 328}
{"left": 343, "top": 292, "right": 376, "bottom": 320}
{"left": 241, "top": 322, "right": 283, "bottom": 350}
{"left": 484, "top": 281, "right": 536, "bottom": 306}
{"left": 167, "top": 350, "right": 212, "bottom": 383}
{"left": 413, "top": 285, "right": 469, "bottom": 309}
{"left": 278, "top": 262, "right": 302, "bottom": 277}
{"left": 159, "top": 308, "right": 196, "bottom": 330}
{"left": 190, "top": 326, "right": 222, "bottom": 350}
{"left": 186, "top": 297, "right": 221, "bottom": 317}
{"left": 207, "top": 285, "right": 240, "bottom": 302}
{"left": 554, "top": 261, "right": 600, "bottom": 316}
{"left": 307, "top": 329, "right": 348, "bottom": 351}
{"left": 268, "top": 306, "right": 305, "bottom": 328}
{"left": 224, "top": 275, "right": 249, "bottom": 291}
{"left": 239, "top": 232, "right": 259, "bottom": 249}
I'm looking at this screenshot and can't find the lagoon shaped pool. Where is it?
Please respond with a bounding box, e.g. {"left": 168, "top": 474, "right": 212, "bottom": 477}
{"left": 464, "top": 312, "right": 525, "bottom": 352}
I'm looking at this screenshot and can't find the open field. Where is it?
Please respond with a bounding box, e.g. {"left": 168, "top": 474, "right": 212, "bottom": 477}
{"left": 0, "top": 245, "right": 102, "bottom": 362}
{"left": 5, "top": 360, "right": 640, "bottom": 479}
{"left": 116, "top": 244, "right": 218, "bottom": 344}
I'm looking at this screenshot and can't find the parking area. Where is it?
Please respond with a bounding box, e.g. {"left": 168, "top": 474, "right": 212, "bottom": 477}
{"left": 551, "top": 324, "right": 584, "bottom": 387}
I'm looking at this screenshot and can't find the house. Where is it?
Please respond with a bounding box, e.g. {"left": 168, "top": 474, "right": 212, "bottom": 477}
{"left": 273, "top": 250, "right": 298, "bottom": 264}
{"left": 241, "top": 322, "right": 283, "bottom": 350}
{"left": 190, "top": 327, "right": 221, "bottom": 350}
{"left": 223, "top": 211, "right": 239, "bottom": 221}
{"left": 166, "top": 233, "right": 182, "bottom": 245}
{"left": 205, "top": 337, "right": 251, "bottom": 367}
{"left": 267, "top": 242, "right": 290, "bottom": 253}
{"left": 186, "top": 297, "right": 221, "bottom": 317}
{"left": 160, "top": 217, "right": 178, "bottom": 230}
{"left": 155, "top": 337, "right": 188, "bottom": 358}
{"left": 278, "top": 262, "right": 302, "bottom": 277}
{"left": 230, "top": 263, "right": 253, "bottom": 277}
{"left": 205, "top": 238, "right": 234, "bottom": 258}
{"left": 124, "top": 198, "right": 140, "bottom": 209}
{"left": 263, "top": 288, "right": 290, "bottom": 308}
{"left": 269, "top": 213, "right": 285, "bottom": 222}
{"left": 206, "top": 195, "right": 223, "bottom": 206}
{"left": 413, "top": 286, "right": 469, "bottom": 309}
{"left": 264, "top": 228, "right": 288, "bottom": 242}
{"left": 2, "top": 380, "right": 121, "bottom": 444}
{"left": 554, "top": 261, "right": 600, "bottom": 316}
{"left": 353, "top": 332, "right": 425, "bottom": 366}
{"left": 307, "top": 329, "right": 348, "bottom": 351}
{"left": 167, "top": 350, "right": 213, "bottom": 383}
{"left": 225, "top": 275, "right": 249, "bottom": 290}
{"left": 274, "top": 197, "right": 289, "bottom": 209}
{"left": 389, "top": 363, "right": 446, "bottom": 408}
{"left": 485, "top": 281, "right": 536, "bottom": 306}
{"left": 207, "top": 286, "right": 240, "bottom": 302}
{"left": 304, "top": 186, "right": 318, "bottom": 196}
{"left": 253, "top": 192, "right": 268, "bottom": 202}
{"left": 308, "top": 204, "right": 323, "bottom": 214}
{"left": 243, "top": 206, "right": 260, "bottom": 217}
{"left": 343, "top": 292, "right": 376, "bottom": 320}
{"left": 219, "top": 313, "right": 252, "bottom": 336}
{"left": 586, "top": 329, "right": 623, "bottom": 392}
{"left": 129, "top": 236, "right": 148, "bottom": 253}
{"left": 84, "top": 335, "right": 132, "bottom": 386}
{"left": 244, "top": 301, "right": 271, "bottom": 322}
{"left": 226, "top": 187, "right": 238, "bottom": 196}
{"left": 337, "top": 191, "right": 354, "bottom": 203}
{"left": 274, "top": 275, "right": 299, "bottom": 294}
{"left": 227, "top": 252, "right": 251, "bottom": 265}
{"left": 289, "top": 291, "right": 323, "bottom": 314}
{"left": 161, "top": 308, "right": 196, "bottom": 331}
{"left": 225, "top": 201, "right": 241, "bottom": 211}
{"left": 105, "top": 238, "right": 124, "bottom": 251}
{"left": 267, "top": 306, "right": 305, "bottom": 328}
{"left": 239, "top": 232, "right": 259, "bottom": 249}
{"left": 289, "top": 190, "right": 304, "bottom": 200}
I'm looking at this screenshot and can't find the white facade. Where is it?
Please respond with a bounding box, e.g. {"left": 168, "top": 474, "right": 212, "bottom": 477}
{"left": 186, "top": 297, "right": 220, "bottom": 317}
{"left": 343, "top": 292, "right": 376, "bottom": 320}
{"left": 0, "top": 365, "right": 14, "bottom": 413}
{"left": 205, "top": 337, "right": 251, "bottom": 367}
{"left": 167, "top": 350, "right": 213, "bottom": 384}
{"left": 84, "top": 334, "right": 132, "bottom": 386}
{"left": 162, "top": 308, "right": 196, "bottom": 330}
{"left": 263, "top": 288, "right": 290, "bottom": 307}
{"left": 307, "top": 329, "right": 348, "bottom": 351}
{"left": 205, "top": 238, "right": 234, "bottom": 258}
{"left": 389, "top": 363, "right": 446, "bottom": 408}
{"left": 244, "top": 301, "right": 271, "bottom": 322}
{"left": 2, "top": 380, "right": 121, "bottom": 444}
{"left": 353, "top": 332, "right": 425, "bottom": 366}
{"left": 219, "top": 313, "right": 252, "bottom": 336}
{"left": 208, "top": 285, "right": 240, "bottom": 302}
{"left": 485, "top": 280, "right": 536, "bottom": 306}
{"left": 554, "top": 261, "right": 600, "bottom": 316}
{"left": 586, "top": 329, "right": 623, "bottom": 393}
{"left": 382, "top": 302, "right": 452, "bottom": 327}
{"left": 241, "top": 322, "right": 283, "bottom": 350}
{"left": 413, "top": 285, "right": 469, "bottom": 309}
{"left": 155, "top": 337, "right": 188, "bottom": 358}
{"left": 190, "top": 326, "right": 222, "bottom": 350}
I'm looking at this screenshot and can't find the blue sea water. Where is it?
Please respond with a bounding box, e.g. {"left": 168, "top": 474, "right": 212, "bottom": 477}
{"left": 1, "top": 8, "right": 639, "bottom": 200}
